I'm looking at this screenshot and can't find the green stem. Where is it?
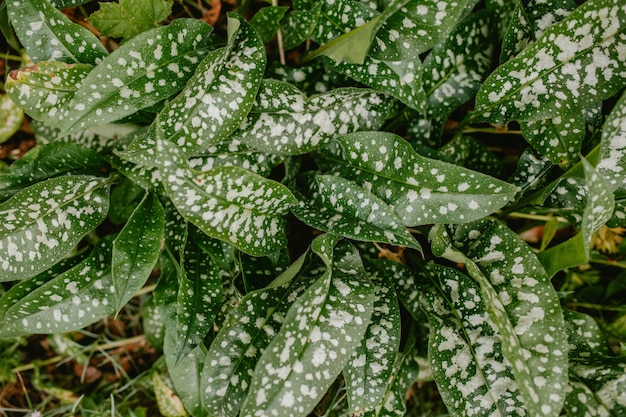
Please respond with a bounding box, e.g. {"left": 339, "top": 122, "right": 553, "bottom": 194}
{"left": 565, "top": 302, "right": 626, "bottom": 312}
{"left": 0, "top": 52, "right": 24, "bottom": 62}
{"left": 272, "top": 0, "right": 286, "bottom": 65}
{"left": 462, "top": 126, "right": 522, "bottom": 135}
{"left": 503, "top": 211, "right": 568, "bottom": 223}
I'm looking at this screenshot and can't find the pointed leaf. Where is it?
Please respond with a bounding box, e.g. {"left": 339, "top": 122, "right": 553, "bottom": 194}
{"left": 280, "top": 9, "right": 318, "bottom": 50}
{"left": 318, "top": 131, "right": 516, "bottom": 226}
{"left": 234, "top": 79, "right": 394, "bottom": 156}
{"left": 0, "top": 175, "right": 111, "bottom": 281}
{"left": 291, "top": 173, "right": 421, "bottom": 251}
{"left": 475, "top": 0, "right": 626, "bottom": 123}
{"left": 250, "top": 6, "right": 289, "bottom": 44}
{"left": 6, "top": 0, "right": 108, "bottom": 64}
{"left": 112, "top": 193, "right": 164, "bottom": 313}
{"left": 596, "top": 90, "right": 626, "bottom": 191}
{"left": 157, "top": 139, "right": 296, "bottom": 256}
{"left": 88, "top": 0, "right": 173, "bottom": 41}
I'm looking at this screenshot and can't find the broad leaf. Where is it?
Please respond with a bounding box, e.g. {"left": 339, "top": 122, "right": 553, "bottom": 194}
{"left": 239, "top": 240, "right": 374, "bottom": 417}
{"left": 421, "top": 262, "right": 525, "bottom": 417}
{"left": 0, "top": 94, "right": 24, "bottom": 144}
{"left": 596, "top": 90, "right": 626, "bottom": 191}
{"left": 0, "top": 175, "right": 111, "bottom": 281}
{"left": 0, "top": 237, "right": 115, "bottom": 337}
{"left": 30, "top": 120, "right": 117, "bottom": 153}
{"left": 291, "top": 173, "right": 421, "bottom": 251}
{"left": 88, "top": 0, "right": 173, "bottom": 40}
{"left": 233, "top": 79, "right": 394, "bottom": 156}
{"left": 6, "top": 0, "right": 107, "bottom": 64}
{"left": 0, "top": 142, "right": 105, "bottom": 203}
{"left": 156, "top": 139, "right": 295, "bottom": 256}
{"left": 61, "top": 18, "right": 213, "bottom": 134}
{"left": 318, "top": 131, "right": 516, "bottom": 226}
{"left": 521, "top": 111, "right": 585, "bottom": 167}
{"left": 431, "top": 219, "right": 568, "bottom": 416}
{"left": 474, "top": 0, "right": 626, "bottom": 123}
{"left": 112, "top": 193, "right": 164, "bottom": 313}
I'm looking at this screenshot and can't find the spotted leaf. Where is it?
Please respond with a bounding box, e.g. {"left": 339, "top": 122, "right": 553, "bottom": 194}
{"left": 596, "top": 90, "right": 626, "bottom": 192}
{"left": 165, "top": 338, "right": 209, "bottom": 417}
{"left": 0, "top": 94, "right": 23, "bottom": 144}
{"left": 421, "top": 262, "right": 526, "bottom": 417}
{"left": 156, "top": 138, "right": 296, "bottom": 256}
{"left": 291, "top": 173, "right": 421, "bottom": 251}
{"left": 152, "top": 371, "right": 190, "bottom": 417}
{"left": 431, "top": 219, "right": 568, "bottom": 416}
{"left": 0, "top": 175, "right": 111, "bottom": 281}
{"left": 112, "top": 193, "right": 164, "bottom": 313}
{"left": 508, "top": 148, "right": 553, "bottom": 201}
{"left": 439, "top": 135, "right": 505, "bottom": 178}
{"left": 5, "top": 62, "right": 92, "bottom": 127}
{"left": 0, "top": 142, "right": 105, "bottom": 203}
{"left": 318, "top": 131, "right": 516, "bottom": 226}
{"left": 5, "top": 0, "right": 107, "bottom": 64}
{"left": 87, "top": 0, "right": 173, "bottom": 41}
{"left": 239, "top": 240, "right": 374, "bottom": 417}
{"left": 249, "top": 6, "right": 288, "bottom": 44}
{"left": 344, "top": 261, "right": 401, "bottom": 414}
{"left": 60, "top": 18, "right": 213, "bottom": 135}
{"left": 474, "top": 0, "right": 626, "bottom": 124}
{"left": 280, "top": 8, "right": 318, "bottom": 50}
{"left": 233, "top": 80, "right": 394, "bottom": 156}
{"left": 49, "top": 0, "right": 92, "bottom": 7}
{"left": 0, "top": 237, "right": 116, "bottom": 337}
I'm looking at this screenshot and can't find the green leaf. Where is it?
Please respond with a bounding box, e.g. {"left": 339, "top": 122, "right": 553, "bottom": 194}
{"left": 156, "top": 138, "right": 296, "bottom": 256}
{"left": 280, "top": 9, "right": 318, "bottom": 50}
{"left": 421, "top": 262, "right": 525, "bottom": 417}
{"left": 318, "top": 131, "right": 517, "bottom": 226}
{"left": 30, "top": 120, "right": 118, "bottom": 153}
{"left": 474, "top": 0, "right": 626, "bottom": 123}
{"left": 521, "top": 111, "right": 585, "bottom": 167}
{"left": 0, "top": 142, "right": 105, "bottom": 203}
{"left": 153, "top": 369, "right": 190, "bottom": 417}
{"left": 0, "top": 175, "right": 111, "bottom": 281}
{"left": 88, "top": 0, "right": 173, "bottom": 41}
{"left": 597, "top": 91, "right": 626, "bottom": 191}
{"left": 235, "top": 80, "right": 393, "bottom": 156}
{"left": 112, "top": 193, "right": 164, "bottom": 313}
{"left": 538, "top": 158, "right": 615, "bottom": 276}
{"left": 239, "top": 240, "right": 375, "bottom": 417}
{"left": 507, "top": 148, "right": 553, "bottom": 201}
{"left": 0, "top": 95, "right": 24, "bottom": 144}
{"left": 5, "top": 61, "right": 93, "bottom": 126}
{"left": 6, "top": 0, "right": 108, "bottom": 64}
{"left": 439, "top": 135, "right": 505, "bottom": 178}
{"left": 431, "top": 219, "right": 568, "bottom": 416}
{"left": 250, "top": 6, "right": 289, "bottom": 44}
{"left": 108, "top": 177, "right": 146, "bottom": 224}
{"left": 291, "top": 173, "right": 421, "bottom": 251}
{"left": 0, "top": 237, "right": 115, "bottom": 337}
{"left": 49, "top": 0, "right": 93, "bottom": 7}
{"left": 344, "top": 261, "right": 401, "bottom": 414}
{"left": 422, "top": 11, "right": 494, "bottom": 118}
{"left": 61, "top": 18, "right": 213, "bottom": 134}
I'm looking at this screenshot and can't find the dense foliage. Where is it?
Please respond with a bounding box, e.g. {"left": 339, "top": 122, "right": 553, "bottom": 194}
{"left": 1, "top": 0, "right": 625, "bottom": 415}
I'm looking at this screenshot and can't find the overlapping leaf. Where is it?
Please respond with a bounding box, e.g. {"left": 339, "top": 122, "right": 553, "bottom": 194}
{"left": 318, "top": 132, "right": 516, "bottom": 226}
{"left": 475, "top": 0, "right": 626, "bottom": 123}
{"left": 439, "top": 135, "right": 505, "bottom": 178}
{"left": 291, "top": 173, "right": 421, "bottom": 251}
{"left": 6, "top": 0, "right": 108, "bottom": 64}
{"left": 239, "top": 240, "right": 374, "bottom": 417}
{"left": 508, "top": 148, "right": 553, "bottom": 200}
{"left": 0, "top": 175, "right": 111, "bottom": 281}
{"left": 521, "top": 111, "right": 585, "bottom": 167}
{"left": 0, "top": 94, "right": 24, "bottom": 144}
{"left": 431, "top": 220, "right": 568, "bottom": 416}
{"left": 250, "top": 6, "right": 288, "bottom": 44}
{"left": 88, "top": 0, "right": 173, "bottom": 40}
{"left": 234, "top": 80, "right": 394, "bottom": 155}
{"left": 156, "top": 138, "right": 295, "bottom": 256}
{"left": 596, "top": 91, "right": 626, "bottom": 191}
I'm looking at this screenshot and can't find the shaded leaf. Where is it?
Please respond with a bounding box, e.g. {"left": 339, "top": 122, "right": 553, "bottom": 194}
{"left": 439, "top": 135, "right": 505, "bottom": 178}
{"left": 280, "top": 8, "right": 318, "bottom": 50}
{"left": 596, "top": 90, "right": 626, "bottom": 191}
{"left": 88, "top": 0, "right": 173, "bottom": 40}
{"left": 250, "top": 6, "right": 289, "bottom": 44}
{"left": 521, "top": 111, "right": 585, "bottom": 167}
{"left": 507, "top": 148, "right": 553, "bottom": 201}
{"left": 0, "top": 94, "right": 24, "bottom": 144}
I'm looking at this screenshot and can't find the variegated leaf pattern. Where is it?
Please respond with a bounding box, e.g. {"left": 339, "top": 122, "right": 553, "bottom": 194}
{"left": 596, "top": 90, "right": 626, "bottom": 191}
{"left": 521, "top": 111, "right": 585, "bottom": 167}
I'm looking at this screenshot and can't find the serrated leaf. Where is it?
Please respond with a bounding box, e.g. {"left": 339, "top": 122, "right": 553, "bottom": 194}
{"left": 250, "top": 6, "right": 288, "bottom": 44}
{"left": 0, "top": 142, "right": 105, "bottom": 203}
{"left": 6, "top": 0, "right": 108, "bottom": 64}
{"left": 318, "top": 131, "right": 516, "bottom": 226}
{"left": 420, "top": 262, "right": 525, "bottom": 417}
{"left": 422, "top": 11, "right": 494, "bottom": 118}
{"left": 0, "top": 237, "right": 115, "bottom": 337}
{"left": 538, "top": 158, "right": 615, "bottom": 276}
{"left": 521, "top": 111, "right": 585, "bottom": 167}
{"left": 235, "top": 80, "right": 393, "bottom": 156}
{"left": 156, "top": 138, "right": 295, "bottom": 256}
{"left": 431, "top": 219, "right": 568, "bottom": 416}
{"left": 239, "top": 240, "right": 374, "bottom": 417}
{"left": 112, "top": 193, "right": 164, "bottom": 313}
{"left": 88, "top": 0, "right": 173, "bottom": 41}
{"left": 60, "top": 18, "right": 213, "bottom": 134}
{"left": 474, "top": 0, "right": 626, "bottom": 124}
{"left": 5, "top": 61, "right": 93, "bottom": 126}
{"left": 344, "top": 262, "right": 401, "bottom": 414}
{"left": 0, "top": 175, "right": 111, "bottom": 281}
{"left": 291, "top": 173, "right": 421, "bottom": 251}
{"left": 597, "top": 91, "right": 626, "bottom": 191}
{"left": 0, "top": 94, "right": 23, "bottom": 144}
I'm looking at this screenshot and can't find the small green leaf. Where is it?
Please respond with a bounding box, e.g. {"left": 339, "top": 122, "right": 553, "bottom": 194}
{"left": 108, "top": 177, "right": 146, "bottom": 224}
{"left": 250, "top": 6, "right": 289, "bottom": 44}
{"left": 521, "top": 111, "right": 585, "bottom": 167}
{"left": 234, "top": 80, "right": 394, "bottom": 156}
{"left": 49, "top": 0, "right": 92, "bottom": 7}
{"left": 153, "top": 371, "right": 189, "bottom": 417}
{"left": 280, "top": 8, "right": 318, "bottom": 50}
{"left": 291, "top": 173, "right": 421, "bottom": 251}
{"left": 164, "top": 339, "right": 209, "bottom": 417}
{"left": 318, "top": 131, "right": 517, "bottom": 226}
{"left": 0, "top": 237, "right": 116, "bottom": 337}
{"left": 508, "top": 148, "right": 553, "bottom": 200}
{"left": 0, "top": 142, "right": 105, "bottom": 203}
{"left": 0, "top": 175, "right": 111, "bottom": 281}
{"left": 112, "top": 193, "right": 164, "bottom": 313}
{"left": 439, "top": 135, "right": 505, "bottom": 178}
{"left": 88, "top": 0, "right": 173, "bottom": 41}
{"left": 156, "top": 139, "right": 296, "bottom": 256}
{"left": 6, "top": 0, "right": 108, "bottom": 64}
{"left": 597, "top": 91, "right": 626, "bottom": 191}
{"left": 474, "top": 0, "right": 626, "bottom": 123}
{"left": 0, "top": 95, "right": 24, "bottom": 144}
{"left": 30, "top": 120, "right": 117, "bottom": 153}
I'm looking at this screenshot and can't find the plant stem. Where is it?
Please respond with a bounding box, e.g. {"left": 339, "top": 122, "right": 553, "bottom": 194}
{"left": 503, "top": 212, "right": 568, "bottom": 223}
{"left": 0, "top": 52, "right": 24, "bottom": 62}
{"left": 463, "top": 126, "right": 522, "bottom": 135}
{"left": 272, "top": 0, "right": 286, "bottom": 65}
